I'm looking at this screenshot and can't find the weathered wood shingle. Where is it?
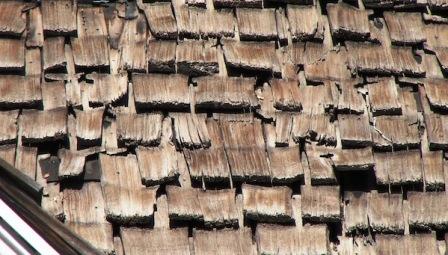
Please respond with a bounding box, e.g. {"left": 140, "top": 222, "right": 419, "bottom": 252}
{"left": 242, "top": 184, "right": 293, "bottom": 223}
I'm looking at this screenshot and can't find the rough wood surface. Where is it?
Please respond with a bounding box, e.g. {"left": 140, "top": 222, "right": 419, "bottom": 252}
{"left": 42, "top": 0, "right": 77, "bottom": 35}
{"left": 193, "top": 229, "right": 255, "bottom": 255}
{"left": 142, "top": 3, "right": 178, "bottom": 39}
{"left": 222, "top": 39, "right": 281, "bottom": 74}
{"left": 301, "top": 185, "right": 341, "bottom": 222}
{"left": 121, "top": 228, "right": 190, "bottom": 255}
{"left": 85, "top": 72, "right": 128, "bottom": 105}
{"left": 100, "top": 154, "right": 157, "bottom": 224}
{"left": 20, "top": 108, "right": 67, "bottom": 143}
{"left": 147, "top": 40, "right": 176, "bottom": 73}
{"left": 383, "top": 11, "right": 425, "bottom": 45}
{"left": 256, "top": 224, "right": 329, "bottom": 255}
{"left": 376, "top": 234, "right": 439, "bottom": 255}
{"left": 0, "top": 39, "right": 24, "bottom": 71}
{"left": 194, "top": 76, "right": 258, "bottom": 110}
{"left": 236, "top": 8, "right": 277, "bottom": 41}
{"left": 116, "top": 112, "right": 163, "bottom": 146}
{"left": 0, "top": 110, "right": 18, "bottom": 144}
{"left": 368, "top": 78, "right": 402, "bottom": 116}
{"left": 176, "top": 40, "right": 219, "bottom": 76}
{"left": 374, "top": 150, "right": 422, "bottom": 185}
{"left": 75, "top": 108, "right": 104, "bottom": 142}
{"left": 242, "top": 184, "right": 294, "bottom": 223}
{"left": 327, "top": 2, "right": 370, "bottom": 40}
{"left": 0, "top": 1, "right": 26, "bottom": 36}
{"left": 368, "top": 193, "right": 404, "bottom": 234}
{"left": 133, "top": 73, "right": 190, "bottom": 109}
{"left": 136, "top": 146, "right": 179, "bottom": 186}
{"left": 287, "top": 5, "right": 323, "bottom": 41}
{"left": 338, "top": 114, "right": 372, "bottom": 148}
{"left": 172, "top": 113, "right": 211, "bottom": 149}
{"left": 408, "top": 192, "right": 448, "bottom": 230}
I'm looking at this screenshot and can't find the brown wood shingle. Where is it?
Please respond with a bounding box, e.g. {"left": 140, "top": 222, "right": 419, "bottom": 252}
{"left": 20, "top": 108, "right": 67, "bottom": 143}
{"left": 134, "top": 73, "right": 190, "bottom": 109}
{"left": 384, "top": 12, "right": 425, "bottom": 45}
{"left": 194, "top": 76, "right": 258, "bottom": 110}
{"left": 116, "top": 112, "right": 163, "bottom": 146}
{"left": 0, "top": 1, "right": 26, "bottom": 36}
{"left": 236, "top": 8, "right": 277, "bottom": 41}
{"left": 242, "top": 184, "right": 294, "bottom": 223}
{"left": 327, "top": 2, "right": 370, "bottom": 40}
{"left": 301, "top": 185, "right": 341, "bottom": 222}
{"left": 100, "top": 154, "right": 157, "bottom": 224}
{"left": 42, "top": 0, "right": 77, "bottom": 35}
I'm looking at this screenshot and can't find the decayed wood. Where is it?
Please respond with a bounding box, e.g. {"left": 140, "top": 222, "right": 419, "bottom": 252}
{"left": 425, "top": 24, "right": 448, "bottom": 72}
{"left": 63, "top": 182, "right": 107, "bottom": 224}
{"left": 255, "top": 83, "right": 276, "bottom": 121}
{"left": 270, "top": 79, "right": 301, "bottom": 111}
{"left": 166, "top": 186, "right": 238, "bottom": 227}
{"left": 71, "top": 36, "right": 110, "bottom": 69}
{"left": 220, "top": 120, "right": 270, "bottom": 182}
{"left": 40, "top": 182, "right": 64, "bottom": 221}
{"left": 20, "top": 108, "right": 67, "bottom": 143}
{"left": 336, "top": 80, "right": 365, "bottom": 114}
{"left": 194, "top": 76, "right": 258, "bottom": 110}
{"left": 424, "top": 113, "right": 448, "bottom": 150}
{"left": 242, "top": 184, "right": 294, "bottom": 223}
{"left": 0, "top": 75, "right": 41, "bottom": 108}
{"left": 0, "top": 1, "right": 26, "bottom": 36}
{"left": 0, "top": 145, "right": 15, "bottom": 166}
{"left": 58, "top": 149, "right": 85, "bottom": 179}
{"left": 42, "top": 0, "right": 77, "bottom": 35}
{"left": 176, "top": 40, "right": 219, "bottom": 76}
{"left": 268, "top": 146, "right": 304, "bottom": 183}
{"left": 100, "top": 154, "right": 158, "bottom": 224}
{"left": 305, "top": 48, "right": 352, "bottom": 82}
{"left": 327, "top": 2, "right": 370, "bottom": 40}
{"left": 428, "top": 0, "right": 448, "bottom": 9}
{"left": 222, "top": 39, "right": 281, "bottom": 74}
{"left": 75, "top": 108, "right": 104, "bottom": 143}
{"left": 42, "top": 81, "right": 67, "bottom": 110}
{"left": 116, "top": 112, "right": 163, "bottom": 146}
{"left": 287, "top": 5, "right": 323, "bottom": 42}
{"left": 424, "top": 79, "right": 448, "bottom": 111}
{"left": 119, "top": 15, "right": 147, "bottom": 72}
{"left": 408, "top": 192, "right": 448, "bottom": 230}
{"left": 63, "top": 182, "right": 113, "bottom": 254}
{"left": 346, "top": 41, "right": 394, "bottom": 74}
{"left": 390, "top": 46, "right": 425, "bottom": 77}
{"left": 305, "top": 145, "right": 337, "bottom": 185}
{"left": 376, "top": 233, "right": 439, "bottom": 255}
{"left": 0, "top": 39, "right": 25, "bottom": 71}
{"left": 166, "top": 185, "right": 201, "bottom": 221}
{"left": 338, "top": 114, "right": 372, "bottom": 148}
{"left": 177, "top": 7, "right": 235, "bottom": 39}
{"left": 331, "top": 147, "right": 375, "bottom": 171}
{"left": 84, "top": 72, "right": 127, "bottom": 105}
{"left": 66, "top": 223, "right": 113, "bottom": 255}
{"left": 236, "top": 8, "right": 277, "bottom": 41}
{"left": 141, "top": 3, "right": 177, "bottom": 40}
{"left": 172, "top": 113, "right": 211, "bottom": 149}
{"left": 368, "top": 193, "right": 404, "bottom": 234}
{"left": 133, "top": 73, "right": 190, "bottom": 109}
{"left": 121, "top": 228, "right": 190, "bottom": 255}
{"left": 343, "top": 192, "right": 369, "bottom": 234}
{"left": 301, "top": 185, "right": 341, "bottom": 222}
{"left": 383, "top": 12, "right": 425, "bottom": 45}
{"left": 298, "top": 82, "right": 336, "bottom": 114}
{"left": 194, "top": 229, "right": 255, "bottom": 255}
{"left": 0, "top": 110, "right": 18, "bottom": 144}
{"left": 374, "top": 150, "right": 422, "bottom": 186}
{"left": 183, "top": 118, "right": 231, "bottom": 183}
{"left": 213, "top": 0, "right": 262, "bottom": 8}
{"left": 291, "top": 113, "right": 336, "bottom": 145}
{"left": 368, "top": 78, "right": 402, "bottom": 116}
{"left": 15, "top": 146, "right": 37, "bottom": 180}
{"left": 43, "top": 37, "right": 67, "bottom": 71}
{"left": 422, "top": 150, "right": 445, "bottom": 191}
{"left": 274, "top": 112, "right": 293, "bottom": 146}
{"left": 372, "top": 115, "right": 420, "bottom": 150}
{"left": 147, "top": 40, "right": 176, "bottom": 73}
{"left": 136, "top": 145, "right": 179, "bottom": 186}
{"left": 77, "top": 7, "right": 108, "bottom": 38}
{"left": 26, "top": 7, "right": 44, "bottom": 48}
{"left": 256, "top": 225, "right": 329, "bottom": 255}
